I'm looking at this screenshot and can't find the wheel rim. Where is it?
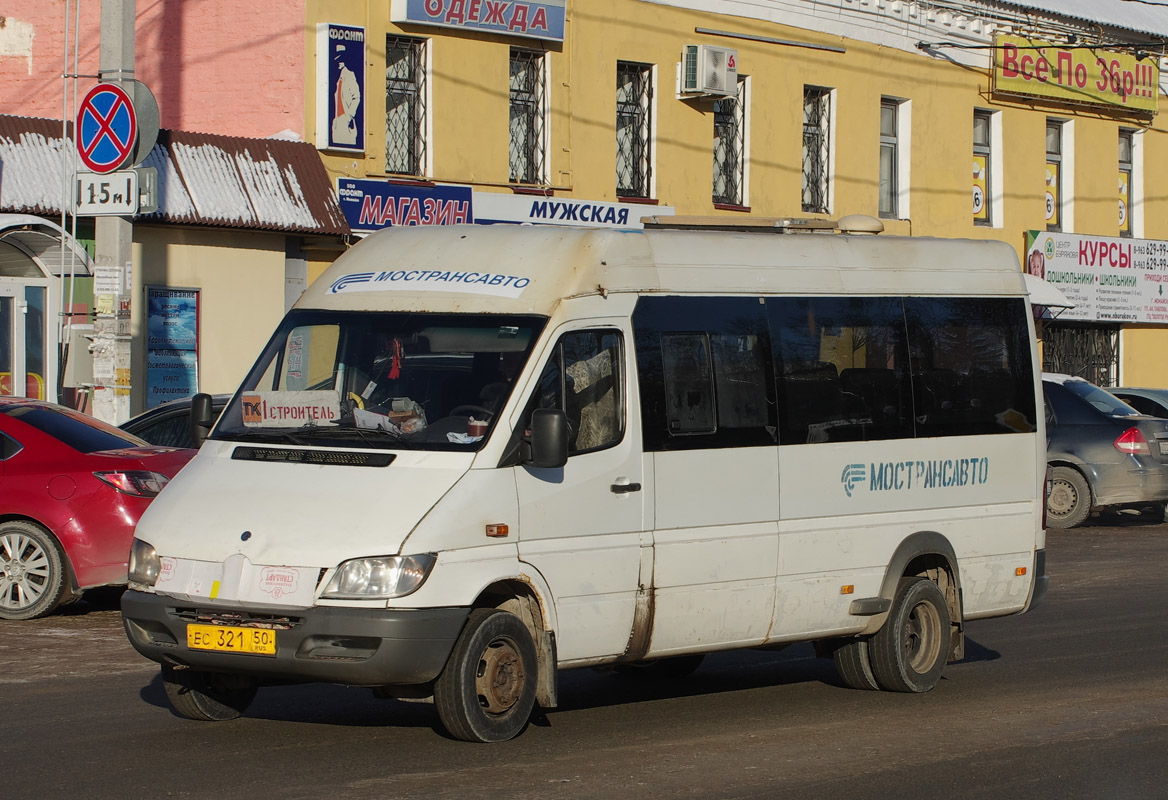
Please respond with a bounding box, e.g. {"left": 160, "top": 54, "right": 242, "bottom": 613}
{"left": 474, "top": 636, "right": 526, "bottom": 715}
{"left": 1048, "top": 479, "right": 1078, "bottom": 518}
{"left": 0, "top": 532, "right": 51, "bottom": 611}
{"left": 903, "top": 600, "right": 943, "bottom": 674}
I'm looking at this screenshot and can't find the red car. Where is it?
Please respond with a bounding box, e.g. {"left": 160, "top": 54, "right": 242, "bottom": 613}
{"left": 0, "top": 398, "right": 195, "bottom": 620}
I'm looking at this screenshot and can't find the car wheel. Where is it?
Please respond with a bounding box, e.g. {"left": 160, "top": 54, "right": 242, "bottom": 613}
{"left": 0, "top": 520, "right": 70, "bottom": 620}
{"left": 1047, "top": 466, "right": 1091, "bottom": 529}
{"left": 870, "top": 577, "right": 949, "bottom": 693}
{"left": 832, "top": 637, "right": 880, "bottom": 690}
{"left": 434, "top": 608, "right": 538, "bottom": 743}
{"left": 162, "top": 665, "right": 258, "bottom": 721}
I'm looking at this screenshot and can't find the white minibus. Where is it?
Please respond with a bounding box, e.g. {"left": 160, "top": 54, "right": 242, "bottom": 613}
{"left": 122, "top": 216, "right": 1048, "bottom": 742}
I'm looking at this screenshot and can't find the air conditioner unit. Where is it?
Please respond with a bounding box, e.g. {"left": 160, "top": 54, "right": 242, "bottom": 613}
{"left": 679, "top": 44, "right": 738, "bottom": 96}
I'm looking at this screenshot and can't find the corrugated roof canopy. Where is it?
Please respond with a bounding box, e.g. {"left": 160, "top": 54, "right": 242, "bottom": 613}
{"left": 0, "top": 115, "right": 349, "bottom": 237}
{"left": 993, "top": 0, "right": 1168, "bottom": 39}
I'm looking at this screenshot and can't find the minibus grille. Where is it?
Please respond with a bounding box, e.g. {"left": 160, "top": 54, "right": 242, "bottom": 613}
{"left": 172, "top": 607, "right": 302, "bottom": 630}
{"left": 231, "top": 446, "right": 395, "bottom": 466}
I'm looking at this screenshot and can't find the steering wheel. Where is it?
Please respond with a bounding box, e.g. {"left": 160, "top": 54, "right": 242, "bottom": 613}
{"left": 450, "top": 405, "right": 495, "bottom": 419}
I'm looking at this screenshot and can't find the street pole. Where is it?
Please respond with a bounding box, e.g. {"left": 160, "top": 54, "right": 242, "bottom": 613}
{"left": 92, "top": 0, "right": 134, "bottom": 424}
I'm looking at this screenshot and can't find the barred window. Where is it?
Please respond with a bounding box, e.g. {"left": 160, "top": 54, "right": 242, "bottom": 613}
{"left": 713, "top": 78, "right": 746, "bottom": 206}
{"left": 802, "top": 86, "right": 831, "bottom": 213}
{"left": 616, "top": 62, "right": 653, "bottom": 199}
{"left": 386, "top": 36, "right": 427, "bottom": 176}
{"left": 509, "top": 48, "right": 547, "bottom": 185}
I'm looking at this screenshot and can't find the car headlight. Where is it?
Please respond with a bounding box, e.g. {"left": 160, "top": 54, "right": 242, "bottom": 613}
{"left": 128, "top": 538, "right": 161, "bottom": 586}
{"left": 321, "top": 554, "right": 436, "bottom": 599}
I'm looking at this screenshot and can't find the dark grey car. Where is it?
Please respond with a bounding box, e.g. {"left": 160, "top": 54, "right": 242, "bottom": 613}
{"left": 1107, "top": 387, "right": 1168, "bottom": 419}
{"left": 1044, "top": 374, "right": 1168, "bottom": 528}
{"left": 119, "top": 394, "right": 230, "bottom": 449}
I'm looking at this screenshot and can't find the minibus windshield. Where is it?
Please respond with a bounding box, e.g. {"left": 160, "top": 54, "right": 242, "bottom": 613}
{"left": 212, "top": 311, "right": 547, "bottom": 451}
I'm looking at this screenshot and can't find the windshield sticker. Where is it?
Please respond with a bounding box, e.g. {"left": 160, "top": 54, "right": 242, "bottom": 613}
{"left": 329, "top": 269, "right": 531, "bottom": 298}
{"left": 841, "top": 457, "right": 990, "bottom": 498}
{"left": 242, "top": 391, "right": 341, "bottom": 427}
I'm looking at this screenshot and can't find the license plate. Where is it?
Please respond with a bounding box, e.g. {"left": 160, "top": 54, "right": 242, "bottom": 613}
{"left": 187, "top": 623, "right": 277, "bottom": 656}
{"left": 1160, "top": 441, "right": 1168, "bottom": 455}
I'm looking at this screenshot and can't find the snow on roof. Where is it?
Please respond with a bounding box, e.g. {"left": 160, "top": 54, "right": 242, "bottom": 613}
{"left": 0, "top": 115, "right": 349, "bottom": 236}
{"left": 995, "top": 0, "right": 1168, "bottom": 39}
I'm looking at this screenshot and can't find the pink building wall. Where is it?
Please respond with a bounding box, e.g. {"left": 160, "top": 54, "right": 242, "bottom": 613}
{"left": 0, "top": 0, "right": 305, "bottom": 139}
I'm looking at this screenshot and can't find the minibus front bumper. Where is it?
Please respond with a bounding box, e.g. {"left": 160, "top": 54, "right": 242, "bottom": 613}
{"left": 121, "top": 590, "right": 469, "bottom": 686}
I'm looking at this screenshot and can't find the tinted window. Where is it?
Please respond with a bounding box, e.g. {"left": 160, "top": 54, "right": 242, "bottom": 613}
{"left": 2, "top": 404, "right": 146, "bottom": 453}
{"left": 905, "top": 298, "right": 1037, "bottom": 436}
{"left": 1117, "top": 394, "right": 1168, "bottom": 417}
{"left": 633, "top": 297, "right": 775, "bottom": 451}
{"left": 130, "top": 412, "right": 194, "bottom": 448}
{"left": 0, "top": 431, "right": 22, "bottom": 460}
{"left": 1062, "top": 379, "right": 1138, "bottom": 417}
{"left": 770, "top": 297, "right": 913, "bottom": 444}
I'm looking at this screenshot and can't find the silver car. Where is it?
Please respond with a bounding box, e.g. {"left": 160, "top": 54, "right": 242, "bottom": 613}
{"left": 1043, "top": 374, "right": 1168, "bottom": 528}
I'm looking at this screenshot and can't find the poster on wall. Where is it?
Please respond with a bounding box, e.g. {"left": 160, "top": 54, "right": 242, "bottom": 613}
{"left": 972, "top": 155, "right": 988, "bottom": 222}
{"left": 146, "top": 287, "right": 199, "bottom": 409}
{"left": 1025, "top": 231, "right": 1168, "bottom": 324}
{"left": 317, "top": 23, "right": 366, "bottom": 153}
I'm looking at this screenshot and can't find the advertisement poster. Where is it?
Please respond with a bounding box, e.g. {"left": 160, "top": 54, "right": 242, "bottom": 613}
{"left": 1025, "top": 231, "right": 1168, "bottom": 324}
{"left": 390, "top": 0, "right": 566, "bottom": 42}
{"left": 146, "top": 287, "right": 199, "bottom": 408}
{"left": 993, "top": 34, "right": 1159, "bottom": 114}
{"left": 338, "top": 178, "right": 473, "bottom": 233}
{"left": 972, "top": 155, "right": 988, "bottom": 222}
{"left": 1044, "top": 161, "right": 1059, "bottom": 227}
{"left": 317, "top": 23, "right": 366, "bottom": 153}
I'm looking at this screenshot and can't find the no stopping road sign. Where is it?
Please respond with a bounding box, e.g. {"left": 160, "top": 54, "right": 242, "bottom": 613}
{"left": 76, "top": 83, "right": 138, "bottom": 174}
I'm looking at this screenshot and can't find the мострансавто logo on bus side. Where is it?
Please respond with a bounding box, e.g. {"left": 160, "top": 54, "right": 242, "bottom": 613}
{"left": 841, "top": 457, "right": 990, "bottom": 497}
{"left": 328, "top": 269, "right": 531, "bottom": 298}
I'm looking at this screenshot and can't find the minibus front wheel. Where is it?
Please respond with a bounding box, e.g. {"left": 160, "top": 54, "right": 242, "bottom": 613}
{"left": 434, "top": 608, "right": 538, "bottom": 743}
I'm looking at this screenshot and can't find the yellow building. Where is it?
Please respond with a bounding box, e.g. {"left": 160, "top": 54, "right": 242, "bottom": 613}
{"left": 305, "top": 0, "right": 1168, "bottom": 386}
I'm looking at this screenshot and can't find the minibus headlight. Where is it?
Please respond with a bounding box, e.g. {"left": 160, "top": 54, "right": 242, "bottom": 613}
{"left": 321, "top": 554, "right": 437, "bottom": 599}
{"left": 127, "top": 538, "right": 161, "bottom": 586}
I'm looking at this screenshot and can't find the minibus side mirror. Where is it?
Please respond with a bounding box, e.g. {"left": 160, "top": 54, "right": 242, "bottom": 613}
{"left": 190, "top": 392, "right": 215, "bottom": 446}
{"left": 526, "top": 408, "right": 568, "bottom": 469}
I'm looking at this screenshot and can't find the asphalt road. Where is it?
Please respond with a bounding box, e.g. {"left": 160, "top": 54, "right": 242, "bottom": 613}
{"left": 4, "top": 514, "right": 1167, "bottom": 800}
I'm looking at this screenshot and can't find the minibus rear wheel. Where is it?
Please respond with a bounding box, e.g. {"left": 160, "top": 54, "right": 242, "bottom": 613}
{"left": 870, "top": 577, "right": 948, "bottom": 693}
{"left": 832, "top": 637, "right": 879, "bottom": 690}
{"left": 161, "top": 665, "right": 258, "bottom": 721}
{"left": 435, "top": 608, "right": 538, "bottom": 743}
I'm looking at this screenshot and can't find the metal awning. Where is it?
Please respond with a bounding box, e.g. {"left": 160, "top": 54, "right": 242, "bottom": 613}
{"left": 0, "top": 213, "right": 93, "bottom": 277}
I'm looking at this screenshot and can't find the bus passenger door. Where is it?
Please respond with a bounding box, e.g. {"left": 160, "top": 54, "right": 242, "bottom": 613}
{"left": 514, "top": 324, "right": 647, "bottom": 663}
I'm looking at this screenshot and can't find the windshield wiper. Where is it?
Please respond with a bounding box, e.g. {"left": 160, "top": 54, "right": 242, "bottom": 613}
{"left": 287, "top": 424, "right": 416, "bottom": 448}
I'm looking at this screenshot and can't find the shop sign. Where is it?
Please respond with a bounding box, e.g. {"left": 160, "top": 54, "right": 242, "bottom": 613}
{"left": 390, "top": 0, "right": 566, "bottom": 43}
{"left": 472, "top": 192, "right": 673, "bottom": 227}
{"left": 338, "top": 179, "right": 473, "bottom": 233}
{"left": 1025, "top": 231, "right": 1168, "bottom": 324}
{"left": 145, "top": 287, "right": 199, "bottom": 408}
{"left": 317, "top": 24, "right": 366, "bottom": 153}
{"left": 993, "top": 34, "right": 1159, "bottom": 115}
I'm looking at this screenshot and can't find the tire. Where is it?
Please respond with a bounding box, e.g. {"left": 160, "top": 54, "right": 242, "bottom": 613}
{"left": 434, "top": 608, "right": 538, "bottom": 743}
{"left": 1046, "top": 466, "right": 1091, "bottom": 529}
{"left": 0, "top": 520, "right": 70, "bottom": 620}
{"left": 161, "top": 665, "right": 258, "bottom": 721}
{"left": 870, "top": 577, "right": 949, "bottom": 693}
{"left": 832, "top": 637, "right": 879, "bottom": 690}
{"left": 614, "top": 654, "right": 705, "bottom": 679}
